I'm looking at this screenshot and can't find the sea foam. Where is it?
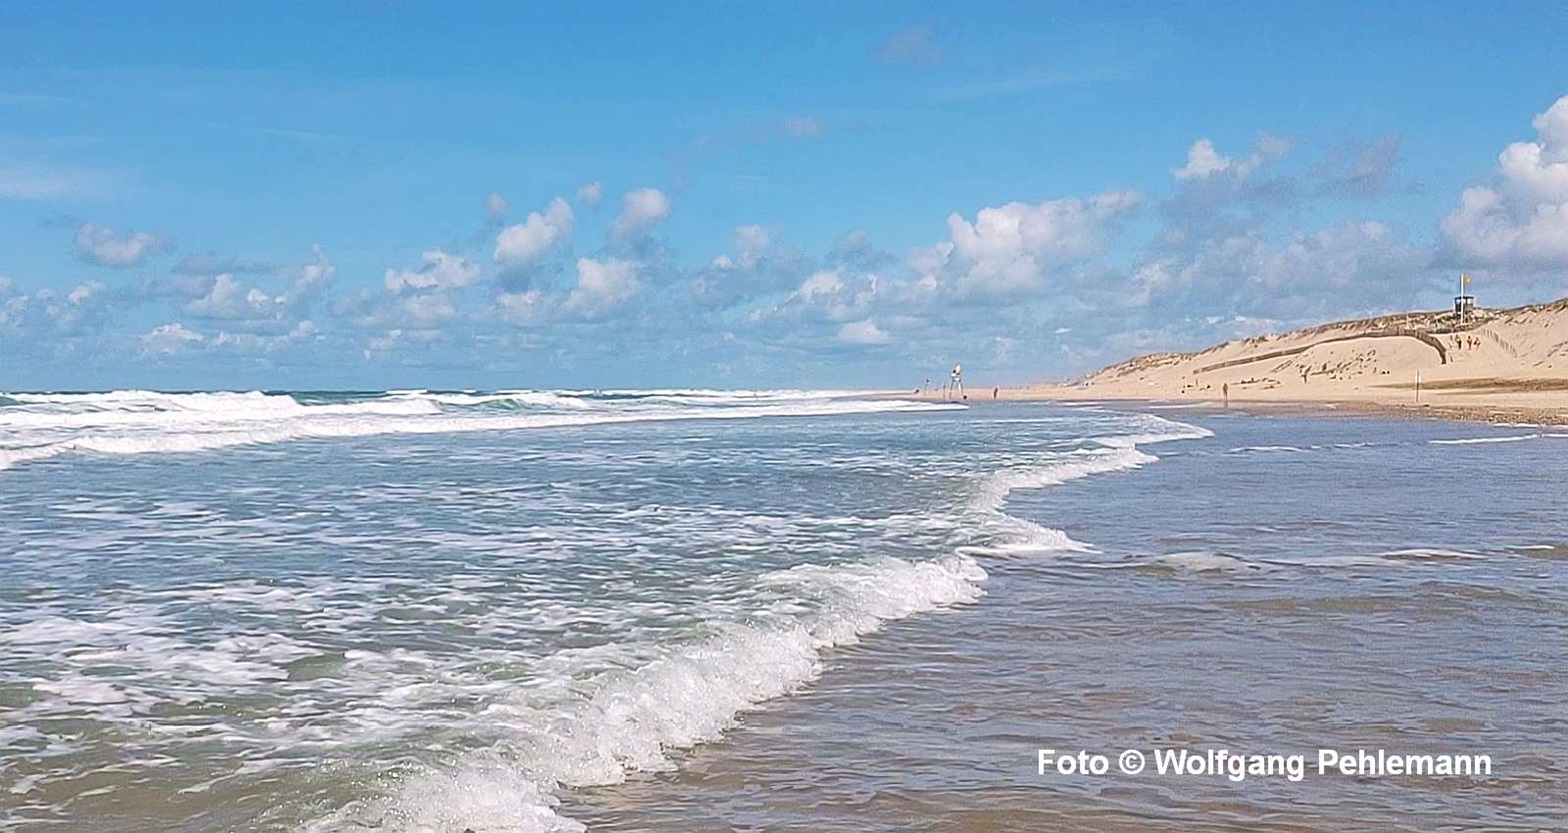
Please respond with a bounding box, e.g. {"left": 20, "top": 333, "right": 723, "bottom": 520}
{"left": 961, "top": 414, "right": 1211, "bottom": 556}
{"left": 309, "top": 553, "right": 987, "bottom": 833}
{"left": 0, "top": 397, "right": 1215, "bottom": 833}
{"left": 0, "top": 389, "right": 961, "bottom": 471}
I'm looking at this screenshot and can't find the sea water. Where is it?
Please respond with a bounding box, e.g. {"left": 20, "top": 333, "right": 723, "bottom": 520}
{"left": 0, "top": 391, "right": 1562, "bottom": 831}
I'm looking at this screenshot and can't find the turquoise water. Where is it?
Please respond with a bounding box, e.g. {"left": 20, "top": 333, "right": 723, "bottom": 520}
{"left": 1, "top": 391, "right": 1563, "bottom": 831}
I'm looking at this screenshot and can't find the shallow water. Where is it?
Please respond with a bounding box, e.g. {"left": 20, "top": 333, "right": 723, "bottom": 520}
{"left": 1, "top": 392, "right": 1563, "bottom": 831}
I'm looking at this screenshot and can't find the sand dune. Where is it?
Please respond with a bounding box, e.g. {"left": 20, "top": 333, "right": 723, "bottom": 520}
{"left": 996, "top": 298, "right": 1568, "bottom": 424}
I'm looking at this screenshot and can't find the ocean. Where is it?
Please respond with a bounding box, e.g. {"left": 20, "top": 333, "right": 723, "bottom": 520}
{"left": 1, "top": 390, "right": 1563, "bottom": 832}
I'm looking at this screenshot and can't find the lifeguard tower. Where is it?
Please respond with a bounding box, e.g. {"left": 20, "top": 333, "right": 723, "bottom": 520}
{"left": 1453, "top": 273, "right": 1476, "bottom": 326}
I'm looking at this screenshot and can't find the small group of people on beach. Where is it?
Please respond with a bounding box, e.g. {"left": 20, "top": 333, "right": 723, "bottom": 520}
{"left": 1452, "top": 334, "right": 1482, "bottom": 350}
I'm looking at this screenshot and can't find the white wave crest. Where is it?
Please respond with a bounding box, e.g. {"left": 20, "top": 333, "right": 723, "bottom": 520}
{"left": 961, "top": 413, "right": 1210, "bottom": 555}
{"left": 1377, "top": 547, "right": 1487, "bottom": 561}
{"left": 0, "top": 391, "right": 961, "bottom": 471}
{"left": 970, "top": 445, "right": 1159, "bottom": 515}
{"left": 1151, "top": 551, "right": 1264, "bottom": 573}
{"left": 1429, "top": 434, "right": 1542, "bottom": 445}
{"left": 309, "top": 553, "right": 986, "bottom": 833}
{"left": 391, "top": 390, "right": 596, "bottom": 409}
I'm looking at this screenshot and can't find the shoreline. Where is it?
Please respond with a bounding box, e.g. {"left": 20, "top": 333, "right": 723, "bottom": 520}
{"left": 882, "top": 387, "right": 1568, "bottom": 428}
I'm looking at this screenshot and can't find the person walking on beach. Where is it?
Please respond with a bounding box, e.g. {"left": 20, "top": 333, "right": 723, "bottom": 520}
{"left": 1222, "top": 382, "right": 1229, "bottom": 408}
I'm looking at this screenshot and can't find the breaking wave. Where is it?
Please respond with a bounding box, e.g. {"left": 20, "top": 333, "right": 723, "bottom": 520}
{"left": 0, "top": 389, "right": 957, "bottom": 471}
{"left": 0, "top": 393, "right": 1212, "bottom": 832}
{"left": 961, "top": 414, "right": 1211, "bottom": 556}
{"left": 308, "top": 553, "right": 987, "bottom": 833}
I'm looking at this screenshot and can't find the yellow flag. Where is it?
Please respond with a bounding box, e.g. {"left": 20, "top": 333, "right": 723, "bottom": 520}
{"left": 1462, "top": 273, "right": 1471, "bottom": 284}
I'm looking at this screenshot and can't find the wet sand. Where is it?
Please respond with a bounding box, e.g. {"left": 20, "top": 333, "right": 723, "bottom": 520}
{"left": 888, "top": 388, "right": 1568, "bottom": 428}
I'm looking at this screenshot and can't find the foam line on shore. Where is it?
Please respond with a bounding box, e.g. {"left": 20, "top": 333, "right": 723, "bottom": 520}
{"left": 306, "top": 553, "right": 987, "bottom": 833}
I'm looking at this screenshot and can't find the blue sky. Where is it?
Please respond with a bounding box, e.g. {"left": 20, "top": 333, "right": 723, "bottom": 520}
{"left": 2, "top": 2, "right": 1566, "bottom": 390}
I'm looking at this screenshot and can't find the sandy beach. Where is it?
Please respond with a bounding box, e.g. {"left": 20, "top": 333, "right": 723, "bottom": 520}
{"left": 919, "top": 298, "right": 1568, "bottom": 426}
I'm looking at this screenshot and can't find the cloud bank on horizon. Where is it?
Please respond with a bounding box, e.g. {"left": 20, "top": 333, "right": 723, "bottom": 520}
{"left": 1, "top": 5, "right": 1566, "bottom": 390}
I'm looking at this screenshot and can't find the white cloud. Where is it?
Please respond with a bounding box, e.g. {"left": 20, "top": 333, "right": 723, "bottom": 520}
{"left": 907, "top": 241, "right": 953, "bottom": 279}
{"left": 384, "top": 250, "right": 481, "bottom": 292}
{"left": 609, "top": 187, "right": 671, "bottom": 242}
{"left": 494, "top": 197, "right": 574, "bottom": 266}
{"left": 1256, "top": 221, "right": 1412, "bottom": 292}
{"left": 66, "top": 282, "right": 102, "bottom": 306}
{"left": 944, "top": 191, "right": 1141, "bottom": 296}
{"left": 293, "top": 244, "right": 335, "bottom": 295}
{"left": 797, "top": 269, "right": 843, "bottom": 300}
{"left": 185, "top": 274, "right": 285, "bottom": 321}
{"left": 1441, "top": 95, "right": 1568, "bottom": 269}
{"left": 211, "top": 320, "right": 319, "bottom": 354}
{"left": 1172, "top": 139, "right": 1233, "bottom": 180}
{"left": 782, "top": 116, "right": 823, "bottom": 139}
{"left": 1171, "top": 133, "right": 1291, "bottom": 181}
{"left": 708, "top": 224, "right": 775, "bottom": 271}
{"left": 392, "top": 293, "right": 458, "bottom": 328}
{"left": 567, "top": 257, "right": 641, "bottom": 315}
{"left": 485, "top": 192, "right": 509, "bottom": 221}
{"left": 772, "top": 269, "right": 882, "bottom": 325}
{"left": 577, "top": 181, "right": 602, "bottom": 208}
{"left": 495, "top": 290, "right": 551, "bottom": 325}
{"left": 74, "top": 221, "right": 173, "bottom": 267}
{"left": 733, "top": 224, "right": 770, "bottom": 266}
{"left": 141, "top": 322, "right": 204, "bottom": 354}
{"left": 43, "top": 282, "right": 109, "bottom": 331}
{"left": 163, "top": 246, "right": 332, "bottom": 330}
{"left": 0, "top": 278, "right": 119, "bottom": 337}
{"left": 0, "top": 286, "right": 24, "bottom": 333}
{"left": 1130, "top": 221, "right": 1428, "bottom": 318}
{"left": 838, "top": 318, "right": 890, "bottom": 344}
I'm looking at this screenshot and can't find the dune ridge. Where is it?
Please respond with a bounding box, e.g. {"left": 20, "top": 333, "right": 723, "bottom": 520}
{"left": 991, "top": 297, "right": 1568, "bottom": 424}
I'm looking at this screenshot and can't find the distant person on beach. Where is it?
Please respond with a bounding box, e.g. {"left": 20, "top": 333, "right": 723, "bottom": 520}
{"left": 1223, "top": 382, "right": 1229, "bottom": 407}
{"left": 993, "top": 386, "right": 999, "bottom": 399}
